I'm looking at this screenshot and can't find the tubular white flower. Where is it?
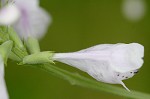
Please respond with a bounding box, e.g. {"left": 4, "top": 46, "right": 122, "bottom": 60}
{"left": 53, "top": 43, "right": 144, "bottom": 91}
{"left": 0, "top": 4, "right": 20, "bottom": 25}
{"left": 0, "top": 56, "right": 9, "bottom": 99}
{"left": 11, "top": 0, "right": 51, "bottom": 39}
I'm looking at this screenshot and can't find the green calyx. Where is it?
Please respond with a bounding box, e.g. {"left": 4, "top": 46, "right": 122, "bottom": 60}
{"left": 25, "top": 37, "right": 40, "bottom": 54}
{"left": 8, "top": 27, "right": 25, "bottom": 50}
{"left": 0, "top": 26, "right": 9, "bottom": 43}
{"left": 20, "top": 51, "right": 55, "bottom": 65}
{"left": 0, "top": 40, "right": 13, "bottom": 65}
{"left": 7, "top": 27, "right": 28, "bottom": 61}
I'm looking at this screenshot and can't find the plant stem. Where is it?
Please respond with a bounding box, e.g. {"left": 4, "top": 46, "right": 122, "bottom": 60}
{"left": 28, "top": 64, "right": 150, "bottom": 99}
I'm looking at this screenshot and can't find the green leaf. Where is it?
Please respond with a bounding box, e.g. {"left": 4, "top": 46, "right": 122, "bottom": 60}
{"left": 29, "top": 64, "right": 150, "bottom": 99}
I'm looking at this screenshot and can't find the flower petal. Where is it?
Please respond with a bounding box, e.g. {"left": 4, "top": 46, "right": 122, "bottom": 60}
{"left": 111, "top": 43, "right": 144, "bottom": 73}
{"left": 53, "top": 43, "right": 144, "bottom": 88}
{"left": 53, "top": 52, "right": 119, "bottom": 84}
{"left": 14, "top": 0, "right": 39, "bottom": 9}
{"left": 0, "top": 4, "right": 20, "bottom": 25}
{"left": 78, "top": 43, "right": 126, "bottom": 53}
{"left": 78, "top": 43, "right": 144, "bottom": 73}
{"left": 13, "top": 6, "right": 51, "bottom": 39}
{"left": 78, "top": 44, "right": 115, "bottom": 52}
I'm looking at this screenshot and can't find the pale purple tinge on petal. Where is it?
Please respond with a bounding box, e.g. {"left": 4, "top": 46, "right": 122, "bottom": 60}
{"left": 12, "top": 0, "right": 51, "bottom": 40}
{"left": 0, "top": 57, "right": 9, "bottom": 99}
{"left": 0, "top": 4, "right": 20, "bottom": 25}
{"left": 53, "top": 43, "right": 144, "bottom": 91}
{"left": 122, "top": 0, "right": 146, "bottom": 22}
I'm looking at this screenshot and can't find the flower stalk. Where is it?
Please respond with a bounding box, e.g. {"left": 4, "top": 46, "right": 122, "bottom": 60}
{"left": 31, "top": 63, "right": 150, "bottom": 99}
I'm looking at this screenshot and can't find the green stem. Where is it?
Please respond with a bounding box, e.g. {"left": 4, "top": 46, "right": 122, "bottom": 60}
{"left": 28, "top": 64, "right": 150, "bottom": 99}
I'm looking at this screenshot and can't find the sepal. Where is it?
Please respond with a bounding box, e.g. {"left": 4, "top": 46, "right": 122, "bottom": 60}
{"left": 0, "top": 40, "right": 13, "bottom": 65}
{"left": 20, "top": 51, "right": 54, "bottom": 65}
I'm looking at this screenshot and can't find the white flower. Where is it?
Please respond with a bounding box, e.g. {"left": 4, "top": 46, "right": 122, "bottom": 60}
{"left": 9, "top": 0, "right": 51, "bottom": 39}
{"left": 0, "top": 56, "right": 9, "bottom": 99}
{"left": 53, "top": 43, "right": 144, "bottom": 91}
{"left": 0, "top": 4, "right": 20, "bottom": 25}
{"left": 122, "top": 0, "right": 146, "bottom": 22}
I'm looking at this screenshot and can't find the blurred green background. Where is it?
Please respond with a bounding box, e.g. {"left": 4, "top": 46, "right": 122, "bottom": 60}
{"left": 6, "top": 0, "right": 150, "bottom": 99}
